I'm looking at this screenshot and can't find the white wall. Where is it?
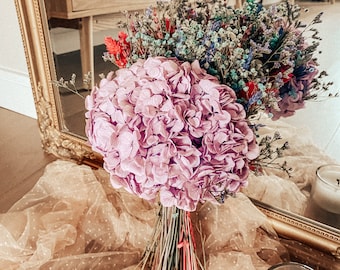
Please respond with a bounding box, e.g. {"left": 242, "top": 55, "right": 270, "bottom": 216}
{"left": 0, "top": 0, "right": 37, "bottom": 119}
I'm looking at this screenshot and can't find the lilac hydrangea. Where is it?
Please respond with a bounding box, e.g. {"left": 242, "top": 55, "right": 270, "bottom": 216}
{"left": 85, "top": 57, "right": 259, "bottom": 211}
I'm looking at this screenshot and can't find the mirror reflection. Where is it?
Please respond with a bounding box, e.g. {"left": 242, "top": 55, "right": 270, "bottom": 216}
{"left": 276, "top": 1, "right": 340, "bottom": 230}
{"left": 46, "top": 3, "right": 119, "bottom": 137}
{"left": 44, "top": 0, "right": 340, "bottom": 233}
{"left": 45, "top": 0, "right": 158, "bottom": 137}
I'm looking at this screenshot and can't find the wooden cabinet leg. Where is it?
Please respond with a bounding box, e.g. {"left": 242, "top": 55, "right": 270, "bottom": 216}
{"left": 79, "top": 16, "right": 94, "bottom": 89}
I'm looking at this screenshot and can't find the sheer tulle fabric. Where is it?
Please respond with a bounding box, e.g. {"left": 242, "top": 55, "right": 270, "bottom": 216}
{"left": 0, "top": 160, "right": 287, "bottom": 269}
{"left": 243, "top": 114, "right": 335, "bottom": 215}
{"left": 0, "top": 115, "right": 333, "bottom": 269}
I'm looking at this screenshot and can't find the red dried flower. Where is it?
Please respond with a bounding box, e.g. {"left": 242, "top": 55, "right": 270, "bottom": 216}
{"left": 165, "top": 18, "right": 175, "bottom": 34}
{"left": 104, "top": 32, "right": 130, "bottom": 68}
{"left": 240, "top": 81, "right": 258, "bottom": 100}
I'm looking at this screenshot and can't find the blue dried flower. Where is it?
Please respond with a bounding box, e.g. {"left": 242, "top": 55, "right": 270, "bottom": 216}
{"left": 243, "top": 48, "right": 253, "bottom": 70}
{"left": 249, "top": 91, "right": 263, "bottom": 106}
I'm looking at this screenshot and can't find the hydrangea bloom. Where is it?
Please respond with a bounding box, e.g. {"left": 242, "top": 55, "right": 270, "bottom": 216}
{"left": 85, "top": 57, "right": 259, "bottom": 211}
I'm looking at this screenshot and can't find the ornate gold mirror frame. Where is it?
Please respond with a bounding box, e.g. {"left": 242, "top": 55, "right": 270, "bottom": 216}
{"left": 15, "top": 0, "right": 340, "bottom": 263}
{"left": 14, "top": 0, "right": 101, "bottom": 167}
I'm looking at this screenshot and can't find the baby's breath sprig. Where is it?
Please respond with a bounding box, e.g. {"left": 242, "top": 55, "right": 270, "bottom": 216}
{"left": 53, "top": 73, "right": 91, "bottom": 99}
{"left": 250, "top": 131, "right": 293, "bottom": 177}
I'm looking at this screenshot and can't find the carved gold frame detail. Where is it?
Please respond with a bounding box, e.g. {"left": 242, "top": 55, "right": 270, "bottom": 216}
{"left": 15, "top": 0, "right": 102, "bottom": 167}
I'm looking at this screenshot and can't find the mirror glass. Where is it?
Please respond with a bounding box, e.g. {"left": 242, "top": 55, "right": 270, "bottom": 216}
{"left": 42, "top": 0, "right": 340, "bottom": 238}
{"left": 46, "top": 4, "right": 120, "bottom": 137}
{"left": 276, "top": 1, "right": 340, "bottom": 230}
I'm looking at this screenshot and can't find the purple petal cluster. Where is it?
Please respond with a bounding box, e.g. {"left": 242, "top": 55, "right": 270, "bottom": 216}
{"left": 85, "top": 57, "right": 259, "bottom": 211}
{"left": 269, "top": 63, "right": 319, "bottom": 120}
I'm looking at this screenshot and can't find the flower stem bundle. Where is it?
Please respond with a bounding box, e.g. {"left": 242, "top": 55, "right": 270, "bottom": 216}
{"left": 140, "top": 206, "right": 202, "bottom": 270}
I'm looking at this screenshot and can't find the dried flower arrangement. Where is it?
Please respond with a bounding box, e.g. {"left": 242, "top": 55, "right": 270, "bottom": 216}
{"left": 103, "top": 0, "right": 332, "bottom": 119}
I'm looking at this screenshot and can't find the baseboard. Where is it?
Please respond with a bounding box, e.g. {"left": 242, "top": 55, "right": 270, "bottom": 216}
{"left": 0, "top": 67, "right": 37, "bottom": 119}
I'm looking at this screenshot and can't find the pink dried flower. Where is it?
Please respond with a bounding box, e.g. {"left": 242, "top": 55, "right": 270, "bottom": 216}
{"left": 85, "top": 57, "right": 259, "bottom": 211}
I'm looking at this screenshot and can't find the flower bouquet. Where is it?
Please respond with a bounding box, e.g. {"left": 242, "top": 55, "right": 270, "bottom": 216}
{"left": 85, "top": 0, "right": 330, "bottom": 268}
{"left": 86, "top": 56, "right": 258, "bottom": 268}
